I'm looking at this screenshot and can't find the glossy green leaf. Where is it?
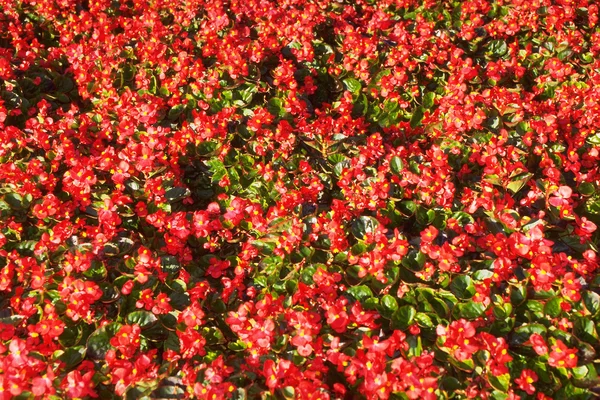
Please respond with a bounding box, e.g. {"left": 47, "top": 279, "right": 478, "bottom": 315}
{"left": 346, "top": 285, "right": 373, "bottom": 301}
{"left": 391, "top": 305, "right": 416, "bottom": 330}
{"left": 456, "top": 301, "right": 487, "bottom": 320}
{"left": 488, "top": 373, "right": 510, "bottom": 392}
{"left": 350, "top": 216, "right": 379, "bottom": 240}
{"left": 343, "top": 78, "right": 361, "bottom": 94}
{"left": 544, "top": 297, "right": 562, "bottom": 318}
{"left": 410, "top": 106, "right": 425, "bottom": 129}
{"left": 86, "top": 322, "right": 122, "bottom": 359}
{"left": 380, "top": 294, "right": 399, "bottom": 315}
{"left": 423, "top": 92, "right": 435, "bottom": 109}
{"left": 450, "top": 275, "right": 475, "bottom": 299}
{"left": 126, "top": 311, "right": 158, "bottom": 328}
{"left": 160, "top": 255, "right": 181, "bottom": 273}
{"left": 54, "top": 346, "right": 86, "bottom": 369}
{"left": 165, "top": 187, "right": 190, "bottom": 202}
{"left": 510, "top": 323, "right": 547, "bottom": 347}
{"left": 582, "top": 291, "right": 600, "bottom": 317}
{"left": 390, "top": 156, "right": 404, "bottom": 175}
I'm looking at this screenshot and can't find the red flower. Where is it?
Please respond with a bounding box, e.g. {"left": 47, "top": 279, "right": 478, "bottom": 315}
{"left": 178, "top": 328, "right": 206, "bottom": 359}
{"left": 420, "top": 226, "right": 439, "bottom": 244}
{"left": 110, "top": 324, "right": 142, "bottom": 357}
{"left": 515, "top": 369, "right": 538, "bottom": 395}
{"left": 436, "top": 319, "right": 480, "bottom": 361}
{"left": 561, "top": 272, "right": 582, "bottom": 302}
{"left": 326, "top": 299, "right": 350, "bottom": 334}
{"left": 136, "top": 288, "right": 154, "bottom": 310}
{"left": 179, "top": 302, "right": 205, "bottom": 328}
{"left": 549, "top": 185, "right": 573, "bottom": 207}
{"left": 263, "top": 359, "right": 279, "bottom": 390}
{"left": 548, "top": 340, "right": 578, "bottom": 368}
{"left": 528, "top": 333, "right": 548, "bottom": 356}
{"left": 61, "top": 369, "right": 97, "bottom": 398}
{"left": 152, "top": 292, "right": 172, "bottom": 315}
{"left": 206, "top": 257, "right": 231, "bottom": 279}
{"left": 31, "top": 367, "right": 56, "bottom": 397}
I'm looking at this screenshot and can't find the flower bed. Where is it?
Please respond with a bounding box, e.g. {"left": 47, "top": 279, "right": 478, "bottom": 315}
{"left": 1, "top": 0, "right": 600, "bottom": 398}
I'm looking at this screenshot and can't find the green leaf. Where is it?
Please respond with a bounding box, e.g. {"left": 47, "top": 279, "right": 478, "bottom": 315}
{"left": 54, "top": 346, "right": 86, "bottom": 369}
{"left": 351, "top": 241, "right": 368, "bottom": 255}
{"left": 451, "top": 211, "right": 475, "bottom": 226}
{"left": 582, "top": 291, "right": 600, "bottom": 317}
{"left": 488, "top": 373, "right": 510, "bottom": 392}
{"left": 450, "top": 275, "right": 475, "bottom": 299}
{"left": 228, "top": 340, "right": 246, "bottom": 352}
{"left": 510, "top": 323, "right": 546, "bottom": 347}
{"left": 0, "top": 315, "right": 25, "bottom": 326}
{"left": 572, "top": 363, "right": 598, "bottom": 388}
{"left": 380, "top": 294, "right": 399, "bottom": 316}
{"left": 149, "top": 75, "right": 157, "bottom": 94}
{"left": 300, "top": 264, "right": 317, "bottom": 284}
{"left": 159, "top": 86, "right": 170, "bottom": 97}
{"left": 440, "top": 376, "right": 463, "bottom": 391}
{"left": 55, "top": 76, "right": 75, "bottom": 93}
{"left": 544, "top": 297, "right": 562, "bottom": 318}
{"left": 126, "top": 311, "right": 158, "bottom": 328}
{"left": 556, "top": 382, "right": 593, "bottom": 398}
{"left": 449, "top": 357, "right": 474, "bottom": 372}
{"left": 165, "top": 187, "right": 190, "bottom": 203}
{"left": 346, "top": 285, "right": 373, "bottom": 301}
{"left": 197, "top": 141, "right": 220, "bottom": 156}
{"left": 391, "top": 305, "right": 416, "bottom": 330}
{"left": 267, "top": 97, "right": 285, "bottom": 117}
{"left": 414, "top": 312, "right": 434, "bottom": 328}
{"left": 83, "top": 260, "right": 107, "bottom": 281}
{"left": 415, "top": 207, "right": 435, "bottom": 225}
{"left": 151, "top": 378, "right": 185, "bottom": 398}
{"left": 231, "top": 388, "right": 247, "bottom": 400}
{"left": 398, "top": 200, "right": 416, "bottom": 216}
{"left": 103, "top": 242, "right": 119, "bottom": 257}
{"left": 507, "top": 173, "right": 533, "bottom": 194}
{"left": 4, "top": 193, "right": 23, "bottom": 209}
{"left": 410, "top": 106, "right": 425, "bottom": 129}
{"left": 578, "top": 182, "right": 595, "bottom": 196}
{"left": 573, "top": 317, "right": 598, "bottom": 344}
{"left": 86, "top": 322, "right": 122, "bottom": 359}
{"left": 160, "top": 255, "right": 181, "bottom": 274}
{"left": 510, "top": 285, "right": 527, "bottom": 306}
{"left": 485, "top": 112, "right": 502, "bottom": 131}
{"left": 492, "top": 303, "right": 512, "bottom": 319}
{"left": 401, "top": 250, "right": 426, "bottom": 271}
{"left": 252, "top": 239, "right": 276, "bottom": 255}
{"left": 390, "top": 156, "right": 404, "bottom": 175}
{"left": 0, "top": 200, "right": 10, "bottom": 217}
{"left": 580, "top": 52, "right": 595, "bottom": 64}
{"left": 557, "top": 48, "right": 573, "bottom": 61}
{"left": 587, "top": 132, "right": 600, "bottom": 145}
{"left": 343, "top": 78, "right": 361, "bottom": 94}
{"left": 165, "top": 332, "right": 180, "bottom": 352}
{"left": 168, "top": 104, "right": 185, "bottom": 120}
{"left": 350, "top": 216, "right": 379, "bottom": 240}
{"left": 473, "top": 269, "right": 494, "bottom": 281}
{"left": 487, "top": 39, "right": 508, "bottom": 57}
{"left": 281, "top": 387, "right": 295, "bottom": 399}
{"left": 169, "top": 291, "right": 191, "bottom": 310}
{"left": 207, "top": 159, "right": 227, "bottom": 184}
{"left": 423, "top": 92, "right": 435, "bottom": 109}
{"left": 456, "top": 301, "right": 486, "bottom": 319}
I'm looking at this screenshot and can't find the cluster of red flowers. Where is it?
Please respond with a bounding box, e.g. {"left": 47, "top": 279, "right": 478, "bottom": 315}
{"left": 1, "top": 0, "right": 600, "bottom": 398}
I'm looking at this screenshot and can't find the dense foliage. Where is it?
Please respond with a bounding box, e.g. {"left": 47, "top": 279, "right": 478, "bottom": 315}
{"left": 1, "top": 0, "right": 600, "bottom": 398}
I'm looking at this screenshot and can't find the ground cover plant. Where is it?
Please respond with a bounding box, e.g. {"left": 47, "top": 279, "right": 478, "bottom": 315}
{"left": 1, "top": 0, "right": 600, "bottom": 398}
